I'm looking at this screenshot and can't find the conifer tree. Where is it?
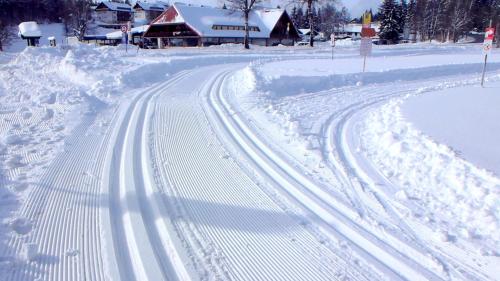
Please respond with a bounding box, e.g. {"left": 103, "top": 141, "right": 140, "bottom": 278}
{"left": 379, "top": 0, "right": 401, "bottom": 42}
{"left": 399, "top": 0, "right": 408, "bottom": 33}
{"left": 407, "top": 0, "right": 417, "bottom": 40}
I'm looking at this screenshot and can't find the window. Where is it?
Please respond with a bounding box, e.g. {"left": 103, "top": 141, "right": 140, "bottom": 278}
{"left": 212, "top": 25, "right": 260, "bottom": 32}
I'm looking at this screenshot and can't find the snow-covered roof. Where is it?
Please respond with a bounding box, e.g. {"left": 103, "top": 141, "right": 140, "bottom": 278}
{"left": 152, "top": 3, "right": 287, "bottom": 38}
{"left": 134, "top": 2, "right": 167, "bottom": 11}
{"left": 18, "top": 21, "right": 42, "bottom": 38}
{"left": 298, "top": 28, "right": 310, "bottom": 35}
{"left": 96, "top": 1, "right": 132, "bottom": 12}
{"left": 255, "top": 9, "right": 284, "bottom": 32}
{"left": 106, "top": 25, "right": 150, "bottom": 39}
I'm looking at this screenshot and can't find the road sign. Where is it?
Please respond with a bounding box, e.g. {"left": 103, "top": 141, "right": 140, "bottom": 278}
{"left": 361, "top": 27, "right": 376, "bottom": 38}
{"left": 360, "top": 38, "right": 372, "bottom": 56}
{"left": 481, "top": 27, "right": 495, "bottom": 87}
{"left": 485, "top": 27, "right": 495, "bottom": 40}
{"left": 362, "top": 11, "right": 371, "bottom": 28}
{"left": 330, "top": 34, "right": 335, "bottom": 47}
{"left": 483, "top": 39, "right": 493, "bottom": 54}
{"left": 121, "top": 25, "right": 127, "bottom": 33}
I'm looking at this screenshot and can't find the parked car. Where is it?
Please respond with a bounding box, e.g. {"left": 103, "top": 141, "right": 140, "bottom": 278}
{"left": 296, "top": 41, "right": 310, "bottom": 46}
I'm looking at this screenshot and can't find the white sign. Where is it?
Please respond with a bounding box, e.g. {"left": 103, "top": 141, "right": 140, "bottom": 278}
{"left": 330, "top": 34, "right": 335, "bottom": 47}
{"left": 360, "top": 38, "right": 372, "bottom": 56}
{"left": 483, "top": 39, "right": 493, "bottom": 54}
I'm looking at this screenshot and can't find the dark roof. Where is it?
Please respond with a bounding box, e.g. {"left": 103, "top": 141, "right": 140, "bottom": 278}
{"left": 95, "top": 2, "right": 132, "bottom": 12}
{"left": 133, "top": 2, "right": 166, "bottom": 12}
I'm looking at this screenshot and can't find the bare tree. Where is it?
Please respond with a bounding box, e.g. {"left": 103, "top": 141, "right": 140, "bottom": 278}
{"left": 448, "top": 0, "right": 471, "bottom": 42}
{"left": 62, "top": 0, "right": 92, "bottom": 38}
{"left": 0, "top": 20, "right": 13, "bottom": 52}
{"left": 227, "top": 0, "right": 263, "bottom": 49}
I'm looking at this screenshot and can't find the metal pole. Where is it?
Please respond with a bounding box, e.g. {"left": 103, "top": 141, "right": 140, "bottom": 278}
{"left": 363, "top": 55, "right": 367, "bottom": 72}
{"left": 481, "top": 20, "right": 493, "bottom": 87}
{"left": 481, "top": 54, "right": 488, "bottom": 87}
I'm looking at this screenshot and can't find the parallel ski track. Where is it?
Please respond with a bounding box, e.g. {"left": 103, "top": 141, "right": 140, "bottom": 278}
{"left": 324, "top": 77, "right": 497, "bottom": 281}
{"left": 203, "top": 69, "right": 384, "bottom": 280}
{"left": 101, "top": 71, "right": 192, "bottom": 281}
{"left": 1, "top": 72, "right": 191, "bottom": 281}
{"left": 207, "top": 69, "right": 458, "bottom": 280}
{"left": 149, "top": 65, "right": 351, "bottom": 281}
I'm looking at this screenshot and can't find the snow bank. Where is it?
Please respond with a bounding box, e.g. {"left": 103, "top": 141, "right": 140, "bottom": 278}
{"left": 255, "top": 51, "right": 500, "bottom": 98}
{"left": 360, "top": 99, "right": 500, "bottom": 251}
{"left": 0, "top": 44, "right": 137, "bottom": 264}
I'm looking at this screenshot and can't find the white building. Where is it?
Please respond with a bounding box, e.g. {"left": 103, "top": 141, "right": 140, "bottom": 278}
{"left": 334, "top": 22, "right": 380, "bottom": 39}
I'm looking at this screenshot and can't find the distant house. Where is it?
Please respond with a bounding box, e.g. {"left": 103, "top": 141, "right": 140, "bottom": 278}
{"left": 297, "top": 28, "right": 319, "bottom": 41}
{"left": 133, "top": 2, "right": 168, "bottom": 25}
{"left": 334, "top": 23, "right": 380, "bottom": 40}
{"left": 95, "top": 1, "right": 133, "bottom": 28}
{"left": 143, "top": 3, "right": 300, "bottom": 47}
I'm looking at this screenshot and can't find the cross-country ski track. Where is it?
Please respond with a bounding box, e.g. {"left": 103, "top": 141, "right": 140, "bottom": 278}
{"left": 2, "top": 57, "right": 498, "bottom": 281}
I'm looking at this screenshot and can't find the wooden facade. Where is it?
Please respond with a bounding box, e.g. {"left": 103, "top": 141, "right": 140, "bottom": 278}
{"left": 268, "top": 11, "right": 301, "bottom": 46}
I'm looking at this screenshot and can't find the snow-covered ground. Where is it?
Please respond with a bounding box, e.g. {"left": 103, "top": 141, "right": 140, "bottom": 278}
{"left": 0, "top": 40, "right": 499, "bottom": 281}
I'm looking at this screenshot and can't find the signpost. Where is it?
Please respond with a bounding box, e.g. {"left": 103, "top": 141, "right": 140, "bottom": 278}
{"left": 481, "top": 26, "right": 495, "bottom": 87}
{"left": 121, "top": 24, "right": 128, "bottom": 53}
{"left": 360, "top": 11, "right": 375, "bottom": 72}
{"left": 360, "top": 38, "right": 372, "bottom": 72}
{"left": 330, "top": 33, "right": 335, "bottom": 60}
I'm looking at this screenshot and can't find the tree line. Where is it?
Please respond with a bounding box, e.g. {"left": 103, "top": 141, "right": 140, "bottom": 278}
{"left": 290, "top": 2, "right": 350, "bottom": 37}
{"left": 378, "top": 0, "right": 500, "bottom": 44}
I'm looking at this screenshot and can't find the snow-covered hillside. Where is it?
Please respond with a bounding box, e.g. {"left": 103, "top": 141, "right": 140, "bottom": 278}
{"left": 0, "top": 41, "right": 498, "bottom": 281}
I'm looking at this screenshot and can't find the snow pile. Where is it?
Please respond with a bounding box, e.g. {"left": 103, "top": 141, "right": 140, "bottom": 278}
{"left": 255, "top": 52, "right": 500, "bottom": 97}
{"left": 0, "top": 47, "right": 86, "bottom": 236}
{"left": 18, "top": 22, "right": 42, "bottom": 38}
{"left": 226, "top": 66, "right": 330, "bottom": 183}
{"left": 360, "top": 99, "right": 500, "bottom": 251}
{"left": 226, "top": 66, "right": 257, "bottom": 98}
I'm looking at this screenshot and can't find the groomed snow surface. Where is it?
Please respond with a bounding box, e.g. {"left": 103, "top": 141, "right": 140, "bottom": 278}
{"left": 0, "top": 39, "right": 499, "bottom": 281}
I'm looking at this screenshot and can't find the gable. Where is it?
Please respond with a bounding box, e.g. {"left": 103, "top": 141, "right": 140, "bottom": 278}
{"left": 134, "top": 2, "right": 166, "bottom": 12}
{"left": 151, "top": 6, "right": 183, "bottom": 25}
{"left": 269, "top": 11, "right": 300, "bottom": 39}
